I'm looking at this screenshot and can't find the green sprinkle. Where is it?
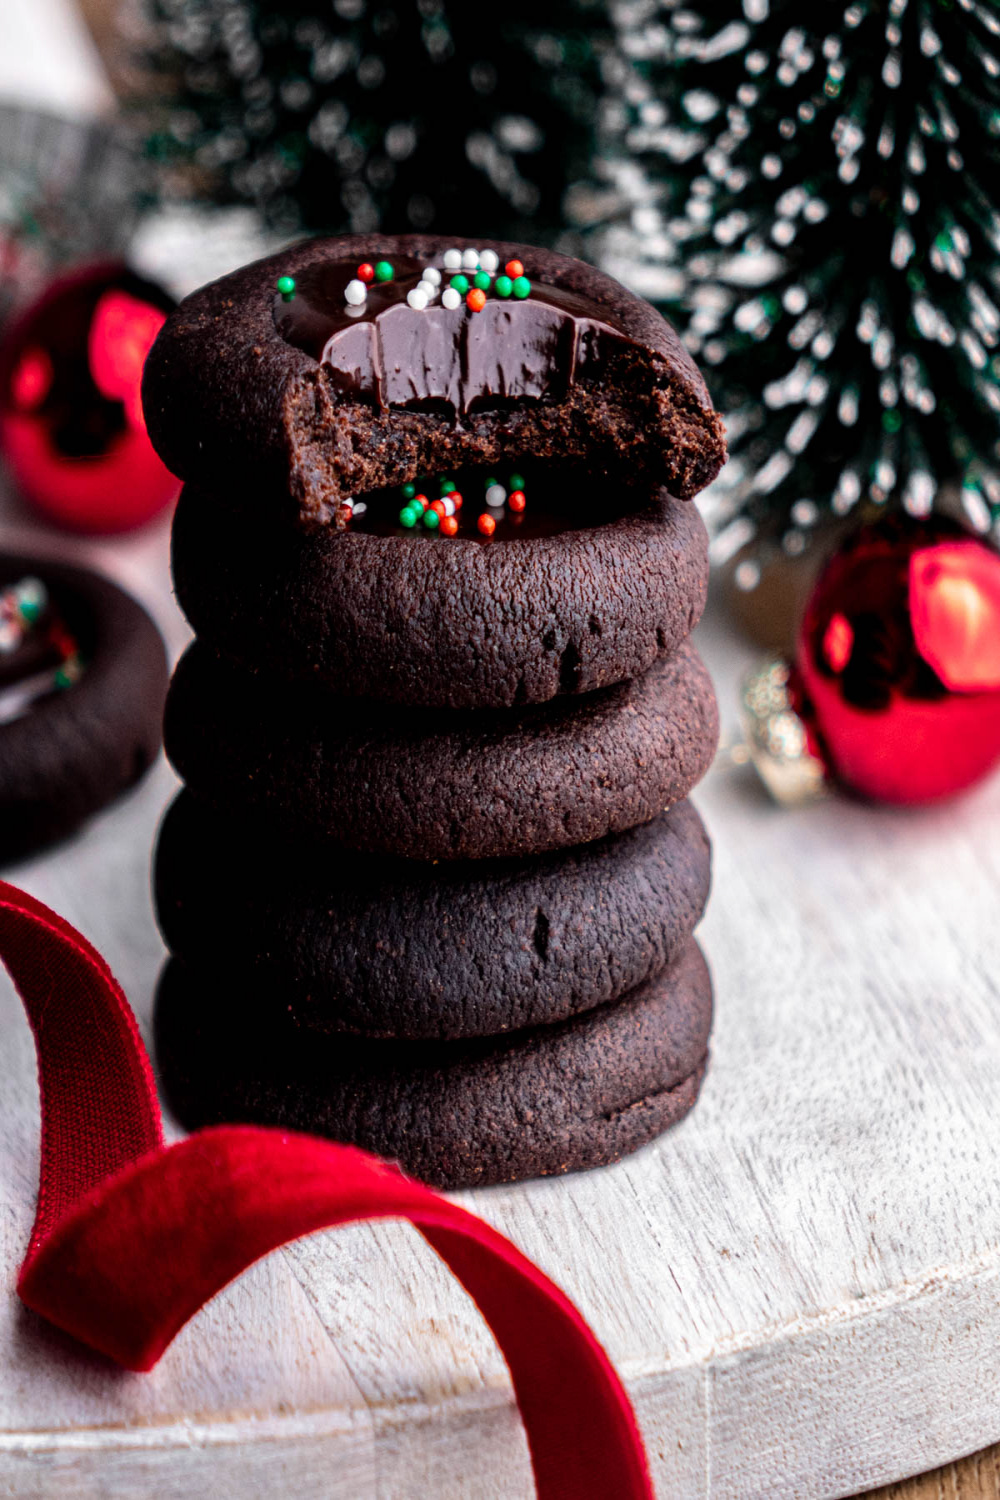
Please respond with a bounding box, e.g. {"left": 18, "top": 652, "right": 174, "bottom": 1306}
{"left": 473, "top": 271, "right": 491, "bottom": 291}
{"left": 450, "top": 274, "right": 470, "bottom": 295}
{"left": 423, "top": 507, "right": 440, "bottom": 529}
{"left": 18, "top": 599, "right": 42, "bottom": 624}
{"left": 512, "top": 276, "right": 531, "bottom": 299}
{"left": 509, "top": 472, "right": 525, "bottom": 490}
{"left": 374, "top": 260, "right": 394, "bottom": 282}
{"left": 881, "top": 409, "right": 902, "bottom": 433}
{"left": 485, "top": 476, "right": 498, "bottom": 489}
{"left": 399, "top": 506, "right": 419, "bottom": 527}
{"left": 494, "top": 275, "right": 513, "bottom": 298}
{"left": 276, "top": 275, "right": 296, "bottom": 301}
{"left": 401, "top": 481, "right": 416, "bottom": 499}
{"left": 439, "top": 479, "right": 456, "bottom": 494}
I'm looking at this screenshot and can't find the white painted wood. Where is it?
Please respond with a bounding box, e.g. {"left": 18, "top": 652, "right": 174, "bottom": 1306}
{"left": 2, "top": 489, "right": 1000, "bottom": 1498}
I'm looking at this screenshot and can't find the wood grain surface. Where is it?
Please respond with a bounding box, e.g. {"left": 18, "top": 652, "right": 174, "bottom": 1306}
{"left": 867, "top": 1443, "right": 1000, "bottom": 1498}
{"left": 1, "top": 490, "right": 999, "bottom": 1498}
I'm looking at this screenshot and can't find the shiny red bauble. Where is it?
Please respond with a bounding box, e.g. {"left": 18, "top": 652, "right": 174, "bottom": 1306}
{"left": 792, "top": 515, "right": 1000, "bottom": 803}
{"left": 0, "top": 263, "right": 179, "bottom": 533}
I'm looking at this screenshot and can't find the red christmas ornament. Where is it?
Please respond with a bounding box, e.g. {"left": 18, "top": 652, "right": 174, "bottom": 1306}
{"left": 743, "top": 516, "right": 1000, "bottom": 805}
{"left": 0, "top": 262, "right": 179, "bottom": 534}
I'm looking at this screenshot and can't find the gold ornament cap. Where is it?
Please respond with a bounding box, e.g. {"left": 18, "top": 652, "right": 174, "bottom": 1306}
{"left": 739, "top": 659, "right": 829, "bottom": 806}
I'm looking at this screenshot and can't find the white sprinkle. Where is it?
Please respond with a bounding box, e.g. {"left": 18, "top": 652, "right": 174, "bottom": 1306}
{"left": 485, "top": 483, "right": 507, "bottom": 507}
{"left": 443, "top": 249, "right": 462, "bottom": 270}
{"left": 407, "top": 287, "right": 429, "bottom": 310}
{"left": 351, "top": 502, "right": 367, "bottom": 516}
{"left": 441, "top": 287, "right": 462, "bottom": 310}
{"left": 462, "top": 248, "right": 480, "bottom": 269}
{"left": 18, "top": 578, "right": 46, "bottom": 609}
{"left": 344, "top": 279, "right": 367, "bottom": 305}
{"left": 418, "top": 278, "right": 439, "bottom": 300}
{"left": 479, "top": 249, "right": 499, "bottom": 273}
{"left": 422, "top": 266, "right": 441, "bottom": 285}
{"left": 442, "top": 498, "right": 456, "bottom": 517}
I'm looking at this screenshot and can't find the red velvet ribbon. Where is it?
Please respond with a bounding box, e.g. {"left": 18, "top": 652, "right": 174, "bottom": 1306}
{"left": 1, "top": 879, "right": 653, "bottom": 1499}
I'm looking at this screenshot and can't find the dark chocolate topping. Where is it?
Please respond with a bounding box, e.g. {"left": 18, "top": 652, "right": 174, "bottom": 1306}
{"left": 274, "top": 255, "right": 631, "bottom": 414}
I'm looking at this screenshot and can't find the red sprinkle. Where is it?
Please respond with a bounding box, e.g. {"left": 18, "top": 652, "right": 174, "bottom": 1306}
{"left": 477, "top": 512, "right": 496, "bottom": 537}
{"left": 429, "top": 499, "right": 447, "bottom": 517}
{"left": 508, "top": 490, "right": 526, "bottom": 512}
{"left": 440, "top": 515, "right": 459, "bottom": 536}
{"left": 413, "top": 493, "right": 429, "bottom": 510}
{"left": 505, "top": 259, "right": 524, "bottom": 278}
{"left": 467, "top": 288, "right": 487, "bottom": 312}
{"left": 357, "top": 262, "right": 375, "bottom": 283}
{"left": 451, "top": 492, "right": 463, "bottom": 510}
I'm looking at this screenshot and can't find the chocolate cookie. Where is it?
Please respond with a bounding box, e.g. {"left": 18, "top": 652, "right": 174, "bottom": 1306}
{"left": 171, "top": 477, "right": 708, "bottom": 710}
{"left": 0, "top": 554, "right": 167, "bottom": 862}
{"left": 155, "top": 792, "right": 711, "bottom": 1039}
{"left": 142, "top": 235, "right": 726, "bottom": 529}
{"left": 154, "top": 939, "right": 713, "bottom": 1188}
{"left": 164, "top": 639, "right": 718, "bottom": 861}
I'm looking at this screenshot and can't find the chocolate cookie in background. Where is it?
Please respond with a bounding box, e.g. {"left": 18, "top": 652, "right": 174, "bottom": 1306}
{"left": 155, "top": 941, "right": 713, "bottom": 1191}
{"left": 146, "top": 234, "right": 724, "bottom": 1186}
{"left": 0, "top": 555, "right": 167, "bottom": 863}
{"left": 155, "top": 794, "right": 711, "bottom": 1040}
{"left": 164, "top": 639, "right": 718, "bottom": 861}
{"left": 142, "top": 235, "right": 726, "bottom": 527}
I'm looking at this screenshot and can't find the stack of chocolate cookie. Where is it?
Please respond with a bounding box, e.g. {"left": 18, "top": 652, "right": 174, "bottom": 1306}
{"left": 144, "top": 236, "right": 726, "bottom": 1189}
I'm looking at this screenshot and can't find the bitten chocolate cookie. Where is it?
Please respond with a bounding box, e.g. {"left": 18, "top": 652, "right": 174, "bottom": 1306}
{"left": 154, "top": 939, "right": 713, "bottom": 1189}
{"left": 164, "top": 639, "right": 719, "bottom": 861}
{"left": 171, "top": 478, "right": 709, "bottom": 710}
{"left": 142, "top": 235, "right": 726, "bottom": 529}
{"left": 155, "top": 793, "right": 711, "bottom": 1039}
{"left": 0, "top": 554, "right": 167, "bottom": 862}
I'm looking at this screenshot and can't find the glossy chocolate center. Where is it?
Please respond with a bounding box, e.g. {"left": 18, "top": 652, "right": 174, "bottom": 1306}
{"left": 274, "top": 255, "right": 631, "bottom": 415}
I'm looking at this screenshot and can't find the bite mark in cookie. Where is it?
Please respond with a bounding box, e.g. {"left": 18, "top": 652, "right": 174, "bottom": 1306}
{"left": 142, "top": 235, "right": 727, "bottom": 530}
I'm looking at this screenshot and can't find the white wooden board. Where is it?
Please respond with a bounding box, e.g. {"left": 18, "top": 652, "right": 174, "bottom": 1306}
{"left": 2, "top": 497, "right": 1000, "bottom": 1500}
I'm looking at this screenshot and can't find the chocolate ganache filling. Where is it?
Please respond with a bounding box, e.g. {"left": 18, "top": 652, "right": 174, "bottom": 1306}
{"left": 274, "top": 256, "right": 632, "bottom": 415}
